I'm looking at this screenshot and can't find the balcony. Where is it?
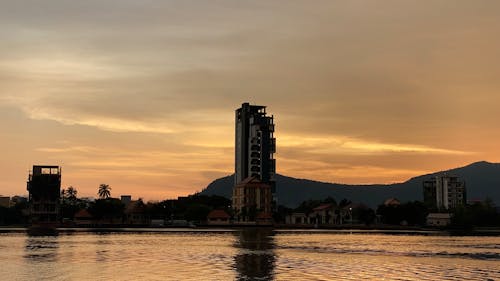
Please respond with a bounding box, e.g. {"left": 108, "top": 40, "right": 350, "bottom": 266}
{"left": 270, "top": 138, "right": 276, "bottom": 153}
{"left": 269, "top": 159, "right": 276, "bottom": 173}
{"left": 251, "top": 144, "right": 260, "bottom": 151}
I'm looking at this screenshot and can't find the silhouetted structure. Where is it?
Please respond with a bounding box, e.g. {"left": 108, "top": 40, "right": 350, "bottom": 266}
{"left": 423, "top": 174, "right": 466, "bottom": 211}
{"left": 121, "top": 195, "right": 132, "bottom": 206}
{"left": 235, "top": 103, "right": 276, "bottom": 187}
{"left": 233, "top": 103, "right": 275, "bottom": 222}
{"left": 27, "top": 165, "right": 61, "bottom": 227}
{"left": 233, "top": 177, "right": 272, "bottom": 222}
{"left": 124, "top": 200, "right": 148, "bottom": 225}
{"left": 0, "top": 196, "right": 9, "bottom": 208}
{"left": 74, "top": 209, "right": 93, "bottom": 226}
{"left": 206, "top": 209, "right": 231, "bottom": 225}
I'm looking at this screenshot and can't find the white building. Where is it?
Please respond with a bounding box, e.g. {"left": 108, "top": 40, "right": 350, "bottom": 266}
{"left": 423, "top": 175, "right": 466, "bottom": 210}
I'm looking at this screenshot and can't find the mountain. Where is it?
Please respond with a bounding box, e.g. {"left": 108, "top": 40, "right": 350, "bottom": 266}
{"left": 199, "top": 161, "right": 500, "bottom": 208}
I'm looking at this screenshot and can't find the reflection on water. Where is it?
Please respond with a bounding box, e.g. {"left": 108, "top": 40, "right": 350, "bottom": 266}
{"left": 0, "top": 229, "right": 499, "bottom": 281}
{"left": 234, "top": 228, "right": 275, "bottom": 280}
{"left": 24, "top": 233, "right": 59, "bottom": 262}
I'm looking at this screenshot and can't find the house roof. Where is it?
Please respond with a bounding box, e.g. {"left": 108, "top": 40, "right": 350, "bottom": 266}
{"left": 125, "top": 200, "right": 146, "bottom": 214}
{"left": 384, "top": 198, "right": 401, "bottom": 206}
{"left": 313, "top": 204, "right": 334, "bottom": 211}
{"left": 239, "top": 176, "right": 261, "bottom": 184}
{"left": 207, "top": 209, "right": 230, "bottom": 219}
{"left": 74, "top": 209, "right": 92, "bottom": 219}
{"left": 236, "top": 176, "right": 271, "bottom": 188}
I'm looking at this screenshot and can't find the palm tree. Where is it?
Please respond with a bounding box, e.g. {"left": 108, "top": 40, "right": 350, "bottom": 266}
{"left": 66, "top": 186, "right": 78, "bottom": 201}
{"left": 98, "top": 184, "right": 111, "bottom": 199}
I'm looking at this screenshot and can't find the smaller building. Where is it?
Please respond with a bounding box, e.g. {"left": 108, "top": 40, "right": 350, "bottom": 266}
{"left": 74, "top": 209, "right": 93, "bottom": 226}
{"left": 310, "top": 204, "right": 338, "bottom": 225}
{"left": 286, "top": 212, "right": 309, "bottom": 225}
{"left": 383, "top": 198, "right": 401, "bottom": 207}
{"left": 232, "top": 177, "right": 272, "bottom": 223}
{"left": 124, "top": 200, "right": 149, "bottom": 225}
{"left": 207, "top": 209, "right": 231, "bottom": 225}
{"left": 285, "top": 204, "right": 357, "bottom": 226}
{"left": 426, "top": 213, "right": 452, "bottom": 226}
{"left": 27, "top": 165, "right": 61, "bottom": 227}
{"left": 0, "top": 196, "right": 10, "bottom": 208}
{"left": 121, "top": 195, "right": 132, "bottom": 206}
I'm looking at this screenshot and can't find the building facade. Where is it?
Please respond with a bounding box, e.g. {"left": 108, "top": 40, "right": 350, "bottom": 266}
{"left": 233, "top": 103, "right": 275, "bottom": 222}
{"left": 232, "top": 177, "right": 272, "bottom": 222}
{"left": 27, "top": 165, "right": 61, "bottom": 226}
{"left": 235, "top": 103, "right": 276, "bottom": 190}
{"left": 423, "top": 174, "right": 466, "bottom": 211}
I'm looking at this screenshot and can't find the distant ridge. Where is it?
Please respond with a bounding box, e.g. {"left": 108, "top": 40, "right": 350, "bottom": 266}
{"left": 199, "top": 161, "right": 500, "bottom": 208}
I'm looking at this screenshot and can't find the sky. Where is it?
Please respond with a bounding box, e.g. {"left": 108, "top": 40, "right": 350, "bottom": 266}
{"left": 1, "top": 0, "right": 500, "bottom": 200}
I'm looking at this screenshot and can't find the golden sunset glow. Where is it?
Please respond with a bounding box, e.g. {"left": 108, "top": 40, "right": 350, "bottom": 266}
{"left": 1, "top": 1, "right": 500, "bottom": 200}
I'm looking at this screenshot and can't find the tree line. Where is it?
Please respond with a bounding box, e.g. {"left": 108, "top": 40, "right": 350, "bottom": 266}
{"left": 1, "top": 184, "right": 499, "bottom": 227}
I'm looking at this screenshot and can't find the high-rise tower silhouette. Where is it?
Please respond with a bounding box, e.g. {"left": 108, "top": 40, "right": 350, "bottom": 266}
{"left": 233, "top": 103, "right": 275, "bottom": 222}
{"left": 234, "top": 102, "right": 276, "bottom": 189}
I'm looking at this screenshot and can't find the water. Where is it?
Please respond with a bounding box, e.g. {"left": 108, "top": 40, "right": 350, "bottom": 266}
{"left": 1, "top": 228, "right": 499, "bottom": 280}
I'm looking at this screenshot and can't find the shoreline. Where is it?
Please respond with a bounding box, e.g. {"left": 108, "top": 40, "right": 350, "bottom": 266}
{"left": 1, "top": 225, "right": 499, "bottom": 236}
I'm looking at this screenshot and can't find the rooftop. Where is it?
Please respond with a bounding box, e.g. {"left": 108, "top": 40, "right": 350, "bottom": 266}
{"left": 207, "top": 209, "right": 230, "bottom": 219}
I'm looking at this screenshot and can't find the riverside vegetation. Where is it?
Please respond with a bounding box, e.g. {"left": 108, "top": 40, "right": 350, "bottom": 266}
{"left": 1, "top": 185, "right": 500, "bottom": 228}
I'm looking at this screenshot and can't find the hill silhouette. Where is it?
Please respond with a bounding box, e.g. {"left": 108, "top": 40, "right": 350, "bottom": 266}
{"left": 199, "top": 161, "right": 500, "bottom": 208}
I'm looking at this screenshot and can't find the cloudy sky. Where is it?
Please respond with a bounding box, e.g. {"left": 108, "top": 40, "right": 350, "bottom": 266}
{"left": 1, "top": 0, "right": 499, "bottom": 200}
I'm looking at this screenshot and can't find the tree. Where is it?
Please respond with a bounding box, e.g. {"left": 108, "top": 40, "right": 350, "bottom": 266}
{"left": 66, "top": 186, "right": 78, "bottom": 201}
{"left": 377, "top": 201, "right": 428, "bottom": 226}
{"left": 89, "top": 198, "right": 124, "bottom": 223}
{"left": 60, "top": 186, "right": 82, "bottom": 221}
{"left": 98, "top": 184, "right": 111, "bottom": 199}
{"left": 452, "top": 199, "right": 500, "bottom": 227}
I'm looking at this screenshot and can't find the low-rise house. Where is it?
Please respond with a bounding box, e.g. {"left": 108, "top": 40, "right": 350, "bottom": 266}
{"left": 337, "top": 204, "right": 355, "bottom": 225}
{"left": 74, "top": 209, "right": 93, "bottom": 226}
{"left": 310, "top": 204, "right": 336, "bottom": 225}
{"left": 120, "top": 195, "right": 132, "bottom": 206}
{"left": 207, "top": 209, "right": 231, "bottom": 225}
{"left": 286, "top": 212, "right": 309, "bottom": 224}
{"left": 124, "top": 200, "right": 149, "bottom": 225}
{"left": 384, "top": 198, "right": 401, "bottom": 207}
{"left": 286, "top": 204, "right": 351, "bottom": 226}
{"left": 427, "top": 213, "right": 452, "bottom": 226}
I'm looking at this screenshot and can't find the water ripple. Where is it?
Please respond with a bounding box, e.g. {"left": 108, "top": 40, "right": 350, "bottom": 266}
{"left": 0, "top": 230, "right": 498, "bottom": 280}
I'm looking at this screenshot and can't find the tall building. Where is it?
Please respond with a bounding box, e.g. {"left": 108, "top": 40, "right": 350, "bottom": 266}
{"left": 423, "top": 174, "right": 466, "bottom": 211}
{"left": 27, "top": 165, "right": 61, "bottom": 226}
{"left": 233, "top": 103, "right": 276, "bottom": 221}
{"left": 235, "top": 103, "right": 276, "bottom": 187}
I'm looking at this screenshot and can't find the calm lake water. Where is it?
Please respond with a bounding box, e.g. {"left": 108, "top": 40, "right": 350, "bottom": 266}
{"left": 1, "top": 228, "right": 499, "bottom": 280}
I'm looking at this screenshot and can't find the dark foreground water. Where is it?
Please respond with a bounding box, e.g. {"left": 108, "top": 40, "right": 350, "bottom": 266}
{"left": 1, "top": 228, "right": 499, "bottom": 280}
